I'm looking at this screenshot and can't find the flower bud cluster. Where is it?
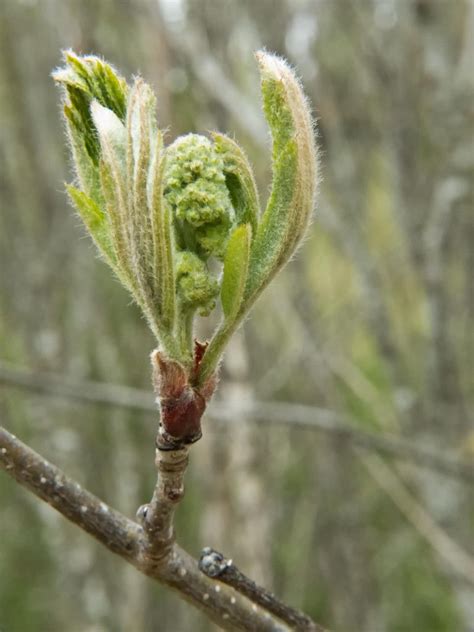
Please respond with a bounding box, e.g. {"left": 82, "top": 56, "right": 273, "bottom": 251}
{"left": 163, "top": 134, "right": 234, "bottom": 317}
{"left": 175, "top": 251, "right": 219, "bottom": 317}
{"left": 164, "top": 134, "right": 233, "bottom": 259}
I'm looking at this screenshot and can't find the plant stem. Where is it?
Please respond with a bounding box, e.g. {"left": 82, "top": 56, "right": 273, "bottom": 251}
{"left": 140, "top": 444, "right": 189, "bottom": 561}
{"left": 200, "top": 548, "right": 327, "bottom": 631}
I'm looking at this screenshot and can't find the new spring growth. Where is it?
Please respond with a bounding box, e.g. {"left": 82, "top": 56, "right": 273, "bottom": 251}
{"left": 54, "top": 50, "right": 318, "bottom": 447}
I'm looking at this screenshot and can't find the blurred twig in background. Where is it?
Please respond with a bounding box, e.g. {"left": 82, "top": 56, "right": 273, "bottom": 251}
{"left": 362, "top": 455, "right": 474, "bottom": 584}
{"left": 1, "top": 361, "right": 472, "bottom": 482}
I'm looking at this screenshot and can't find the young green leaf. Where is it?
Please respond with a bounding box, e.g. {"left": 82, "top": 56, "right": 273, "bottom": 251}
{"left": 149, "top": 152, "right": 176, "bottom": 330}
{"left": 126, "top": 79, "right": 158, "bottom": 293}
{"left": 212, "top": 133, "right": 260, "bottom": 236}
{"left": 245, "top": 52, "right": 317, "bottom": 304}
{"left": 62, "top": 51, "right": 128, "bottom": 121}
{"left": 66, "top": 185, "right": 115, "bottom": 265}
{"left": 196, "top": 51, "right": 318, "bottom": 386}
{"left": 90, "top": 101, "right": 130, "bottom": 269}
{"left": 221, "top": 223, "right": 251, "bottom": 321}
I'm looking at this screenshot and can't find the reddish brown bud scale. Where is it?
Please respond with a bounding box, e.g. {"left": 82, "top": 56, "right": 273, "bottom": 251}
{"left": 151, "top": 349, "right": 216, "bottom": 450}
{"left": 192, "top": 340, "right": 208, "bottom": 376}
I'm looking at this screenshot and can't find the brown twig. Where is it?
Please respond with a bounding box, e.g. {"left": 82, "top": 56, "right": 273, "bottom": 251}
{"left": 139, "top": 444, "right": 189, "bottom": 561}
{"left": 0, "top": 426, "right": 144, "bottom": 562}
{"left": 199, "top": 548, "right": 327, "bottom": 632}
{"left": 0, "top": 423, "right": 321, "bottom": 631}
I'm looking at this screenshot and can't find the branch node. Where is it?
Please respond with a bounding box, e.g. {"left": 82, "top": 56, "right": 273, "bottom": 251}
{"left": 136, "top": 503, "right": 148, "bottom": 523}
{"left": 198, "top": 547, "right": 325, "bottom": 632}
{"left": 199, "top": 547, "right": 233, "bottom": 577}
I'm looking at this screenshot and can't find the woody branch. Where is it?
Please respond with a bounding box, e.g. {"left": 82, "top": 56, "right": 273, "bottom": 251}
{"left": 0, "top": 423, "right": 324, "bottom": 632}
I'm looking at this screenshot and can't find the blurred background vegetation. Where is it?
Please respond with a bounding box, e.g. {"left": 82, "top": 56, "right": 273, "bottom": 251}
{"left": 0, "top": 0, "right": 473, "bottom": 630}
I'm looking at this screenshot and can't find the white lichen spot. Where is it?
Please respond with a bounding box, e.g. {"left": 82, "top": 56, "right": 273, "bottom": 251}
{"left": 252, "top": 604, "right": 258, "bottom": 612}
{"left": 179, "top": 567, "right": 187, "bottom": 577}
{"left": 230, "top": 597, "right": 236, "bottom": 605}
{"left": 215, "top": 585, "right": 221, "bottom": 593}
{"left": 80, "top": 505, "right": 88, "bottom": 513}
{"left": 1, "top": 448, "right": 7, "bottom": 454}
{"left": 203, "top": 593, "right": 209, "bottom": 601}
{"left": 40, "top": 476, "right": 47, "bottom": 484}
{"left": 100, "top": 502, "right": 109, "bottom": 513}
{"left": 223, "top": 614, "right": 229, "bottom": 620}
{"left": 54, "top": 476, "right": 64, "bottom": 488}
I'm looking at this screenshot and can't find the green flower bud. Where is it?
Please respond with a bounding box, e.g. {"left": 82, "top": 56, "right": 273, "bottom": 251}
{"left": 164, "top": 134, "right": 233, "bottom": 259}
{"left": 176, "top": 251, "right": 219, "bottom": 317}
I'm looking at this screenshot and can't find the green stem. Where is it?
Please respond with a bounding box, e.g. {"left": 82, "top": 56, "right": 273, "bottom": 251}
{"left": 197, "top": 285, "right": 263, "bottom": 386}
{"left": 159, "top": 329, "right": 183, "bottom": 363}
{"left": 176, "top": 306, "right": 194, "bottom": 365}
{"left": 196, "top": 319, "right": 234, "bottom": 387}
